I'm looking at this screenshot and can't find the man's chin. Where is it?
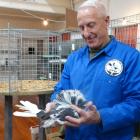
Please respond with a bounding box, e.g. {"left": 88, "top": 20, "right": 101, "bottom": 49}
{"left": 87, "top": 44, "right": 98, "bottom": 49}
{"left": 89, "top": 45, "right": 102, "bottom": 50}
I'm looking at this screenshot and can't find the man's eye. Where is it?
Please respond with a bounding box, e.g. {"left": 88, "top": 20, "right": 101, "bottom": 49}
{"left": 88, "top": 23, "right": 96, "bottom": 28}
{"left": 79, "top": 26, "right": 84, "bottom": 31}
{"left": 78, "top": 23, "right": 95, "bottom": 31}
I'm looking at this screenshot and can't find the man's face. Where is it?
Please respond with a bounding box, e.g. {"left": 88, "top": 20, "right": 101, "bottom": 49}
{"left": 77, "top": 7, "right": 109, "bottom": 49}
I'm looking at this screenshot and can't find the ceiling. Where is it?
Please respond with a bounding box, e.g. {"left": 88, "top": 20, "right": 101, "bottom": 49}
{"left": 0, "top": 7, "right": 65, "bottom": 21}
{"left": 0, "top": 0, "right": 83, "bottom": 29}
{"left": 0, "top": 0, "right": 71, "bottom": 22}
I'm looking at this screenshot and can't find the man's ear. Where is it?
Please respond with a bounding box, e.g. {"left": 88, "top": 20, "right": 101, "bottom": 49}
{"left": 105, "top": 16, "right": 110, "bottom": 26}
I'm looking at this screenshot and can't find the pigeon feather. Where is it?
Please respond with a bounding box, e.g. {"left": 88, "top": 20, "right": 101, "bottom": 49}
{"left": 13, "top": 90, "right": 87, "bottom": 128}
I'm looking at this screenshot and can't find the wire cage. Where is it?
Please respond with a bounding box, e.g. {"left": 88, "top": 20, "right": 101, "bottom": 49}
{"left": 0, "top": 28, "right": 84, "bottom": 95}
{"left": 109, "top": 13, "right": 140, "bottom": 51}
{"left": 0, "top": 29, "right": 22, "bottom": 94}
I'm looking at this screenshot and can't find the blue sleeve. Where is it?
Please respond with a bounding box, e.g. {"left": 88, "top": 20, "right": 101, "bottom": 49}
{"left": 98, "top": 51, "right": 140, "bottom": 132}
{"left": 50, "top": 54, "right": 73, "bottom": 101}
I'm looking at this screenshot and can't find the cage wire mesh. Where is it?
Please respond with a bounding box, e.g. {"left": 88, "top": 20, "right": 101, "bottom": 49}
{"left": 20, "top": 30, "right": 62, "bottom": 81}
{"left": 0, "top": 29, "right": 21, "bottom": 94}
{"left": 0, "top": 28, "right": 84, "bottom": 95}
{"left": 109, "top": 13, "right": 140, "bottom": 51}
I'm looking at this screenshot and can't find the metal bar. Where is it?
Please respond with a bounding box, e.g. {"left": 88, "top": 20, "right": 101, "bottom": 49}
{"left": 4, "top": 96, "right": 13, "bottom": 140}
{"left": 38, "top": 94, "right": 47, "bottom": 140}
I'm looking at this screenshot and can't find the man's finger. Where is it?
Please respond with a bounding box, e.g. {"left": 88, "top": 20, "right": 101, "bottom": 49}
{"left": 85, "top": 101, "right": 96, "bottom": 111}
{"left": 65, "top": 116, "right": 81, "bottom": 126}
{"left": 87, "top": 104, "right": 97, "bottom": 111}
{"left": 64, "top": 120, "right": 79, "bottom": 127}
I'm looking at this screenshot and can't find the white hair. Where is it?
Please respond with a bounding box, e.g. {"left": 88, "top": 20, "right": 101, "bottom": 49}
{"left": 78, "top": 0, "right": 108, "bottom": 17}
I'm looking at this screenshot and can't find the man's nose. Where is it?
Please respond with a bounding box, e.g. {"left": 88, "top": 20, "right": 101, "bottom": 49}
{"left": 82, "top": 27, "right": 90, "bottom": 38}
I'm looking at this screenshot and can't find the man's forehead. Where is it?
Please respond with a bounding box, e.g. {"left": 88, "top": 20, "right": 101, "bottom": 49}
{"left": 77, "top": 7, "right": 98, "bottom": 19}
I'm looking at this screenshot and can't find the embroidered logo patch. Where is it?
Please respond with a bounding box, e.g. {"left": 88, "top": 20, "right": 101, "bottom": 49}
{"left": 105, "top": 59, "right": 123, "bottom": 76}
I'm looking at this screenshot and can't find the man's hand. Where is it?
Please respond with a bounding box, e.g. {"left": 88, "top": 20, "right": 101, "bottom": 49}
{"left": 45, "top": 102, "right": 56, "bottom": 112}
{"left": 65, "top": 101, "right": 101, "bottom": 127}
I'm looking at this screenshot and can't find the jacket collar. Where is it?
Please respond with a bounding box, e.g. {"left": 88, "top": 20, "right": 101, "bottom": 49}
{"left": 103, "top": 36, "right": 117, "bottom": 57}
{"left": 85, "top": 35, "right": 117, "bottom": 58}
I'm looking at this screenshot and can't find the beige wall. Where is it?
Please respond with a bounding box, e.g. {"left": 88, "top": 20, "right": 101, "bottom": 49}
{"left": 47, "top": 0, "right": 72, "bottom": 9}
{"left": 110, "top": 0, "right": 140, "bottom": 19}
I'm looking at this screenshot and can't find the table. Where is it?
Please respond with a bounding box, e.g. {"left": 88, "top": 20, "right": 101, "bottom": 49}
{"left": 0, "top": 80, "right": 56, "bottom": 140}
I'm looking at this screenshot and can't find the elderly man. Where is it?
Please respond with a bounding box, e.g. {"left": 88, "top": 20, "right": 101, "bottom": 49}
{"left": 46, "top": 0, "right": 140, "bottom": 139}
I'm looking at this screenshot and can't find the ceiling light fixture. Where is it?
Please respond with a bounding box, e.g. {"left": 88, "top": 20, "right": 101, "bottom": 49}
{"left": 43, "top": 19, "right": 48, "bottom": 26}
